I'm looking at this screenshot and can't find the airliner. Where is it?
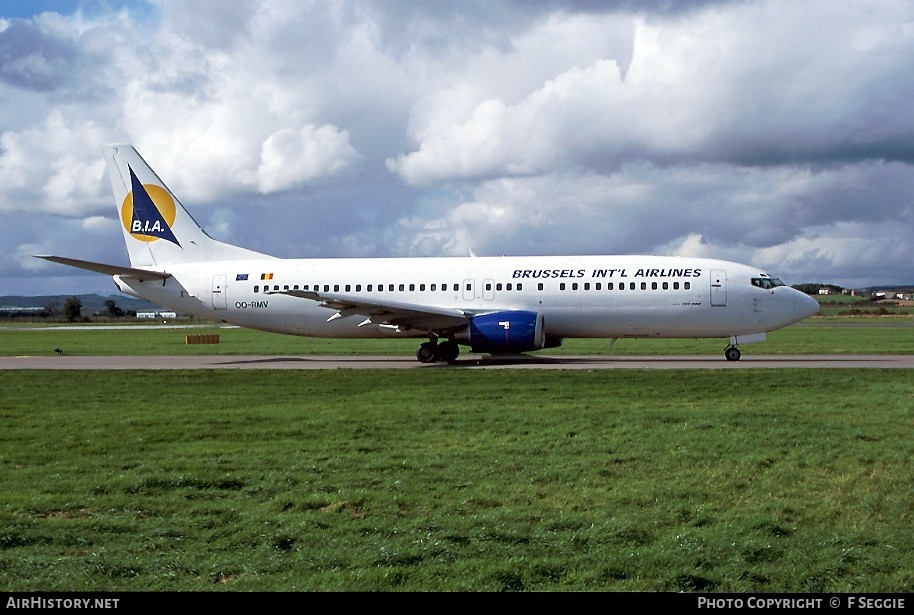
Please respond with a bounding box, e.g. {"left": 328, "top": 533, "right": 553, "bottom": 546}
{"left": 39, "top": 144, "right": 819, "bottom": 363}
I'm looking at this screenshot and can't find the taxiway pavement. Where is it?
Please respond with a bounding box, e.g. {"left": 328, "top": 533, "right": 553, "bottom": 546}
{"left": 2, "top": 354, "right": 912, "bottom": 370}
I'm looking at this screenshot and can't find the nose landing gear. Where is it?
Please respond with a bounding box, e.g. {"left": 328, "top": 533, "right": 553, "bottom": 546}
{"left": 724, "top": 345, "right": 741, "bottom": 361}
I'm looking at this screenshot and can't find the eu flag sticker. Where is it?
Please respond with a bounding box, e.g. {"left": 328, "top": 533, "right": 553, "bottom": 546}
{"left": 236, "top": 273, "right": 249, "bottom": 281}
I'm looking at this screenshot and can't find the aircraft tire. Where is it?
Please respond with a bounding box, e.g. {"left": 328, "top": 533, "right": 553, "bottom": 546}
{"left": 438, "top": 341, "right": 460, "bottom": 364}
{"left": 416, "top": 342, "right": 438, "bottom": 363}
{"left": 725, "top": 347, "right": 741, "bottom": 361}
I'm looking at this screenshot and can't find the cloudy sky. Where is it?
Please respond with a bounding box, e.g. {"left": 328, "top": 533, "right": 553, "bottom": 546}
{"left": 2, "top": 0, "right": 913, "bottom": 297}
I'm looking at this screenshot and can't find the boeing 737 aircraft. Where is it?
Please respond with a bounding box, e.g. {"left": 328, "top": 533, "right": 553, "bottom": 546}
{"left": 39, "top": 144, "right": 819, "bottom": 362}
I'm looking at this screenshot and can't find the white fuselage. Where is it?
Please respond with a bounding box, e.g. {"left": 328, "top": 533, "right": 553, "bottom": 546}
{"left": 113, "top": 254, "right": 818, "bottom": 341}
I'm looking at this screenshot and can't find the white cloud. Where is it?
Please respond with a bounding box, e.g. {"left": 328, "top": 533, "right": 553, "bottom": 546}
{"left": 257, "top": 125, "right": 359, "bottom": 193}
{"left": 2, "top": 0, "right": 914, "bottom": 295}
{"left": 81, "top": 215, "right": 115, "bottom": 232}
{"left": 0, "top": 110, "right": 107, "bottom": 215}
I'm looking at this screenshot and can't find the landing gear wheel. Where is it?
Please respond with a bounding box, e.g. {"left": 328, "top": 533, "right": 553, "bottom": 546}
{"left": 416, "top": 341, "right": 438, "bottom": 364}
{"left": 724, "top": 346, "right": 741, "bottom": 362}
{"left": 437, "top": 341, "right": 460, "bottom": 364}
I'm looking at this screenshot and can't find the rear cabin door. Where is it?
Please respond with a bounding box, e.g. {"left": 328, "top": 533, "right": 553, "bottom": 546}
{"left": 212, "top": 275, "right": 227, "bottom": 310}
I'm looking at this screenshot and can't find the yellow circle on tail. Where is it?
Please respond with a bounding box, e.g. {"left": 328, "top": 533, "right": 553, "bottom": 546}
{"left": 120, "top": 185, "right": 177, "bottom": 242}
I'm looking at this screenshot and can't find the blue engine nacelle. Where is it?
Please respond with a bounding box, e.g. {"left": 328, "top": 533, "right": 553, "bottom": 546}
{"left": 457, "top": 310, "right": 545, "bottom": 353}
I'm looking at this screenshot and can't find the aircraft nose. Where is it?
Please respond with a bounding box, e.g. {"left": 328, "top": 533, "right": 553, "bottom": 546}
{"left": 795, "top": 291, "right": 819, "bottom": 320}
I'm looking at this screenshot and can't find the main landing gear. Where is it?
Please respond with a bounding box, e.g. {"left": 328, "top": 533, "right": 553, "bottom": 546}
{"left": 416, "top": 339, "right": 460, "bottom": 364}
{"left": 724, "top": 345, "right": 741, "bottom": 361}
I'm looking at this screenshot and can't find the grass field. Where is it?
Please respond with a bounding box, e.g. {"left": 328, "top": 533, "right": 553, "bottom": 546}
{"left": 1, "top": 368, "right": 913, "bottom": 592}
{"left": 1, "top": 312, "right": 912, "bottom": 357}
{"left": 1, "top": 315, "right": 912, "bottom": 592}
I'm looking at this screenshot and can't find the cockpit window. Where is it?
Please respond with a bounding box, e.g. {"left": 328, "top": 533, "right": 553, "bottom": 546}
{"left": 751, "top": 277, "right": 785, "bottom": 289}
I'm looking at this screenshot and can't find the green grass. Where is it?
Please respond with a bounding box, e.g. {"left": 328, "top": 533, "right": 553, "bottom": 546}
{"left": 1, "top": 370, "right": 912, "bottom": 592}
{"left": 1, "top": 314, "right": 912, "bottom": 356}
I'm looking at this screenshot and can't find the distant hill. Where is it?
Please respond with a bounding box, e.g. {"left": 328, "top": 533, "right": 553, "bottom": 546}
{"left": 0, "top": 294, "right": 164, "bottom": 315}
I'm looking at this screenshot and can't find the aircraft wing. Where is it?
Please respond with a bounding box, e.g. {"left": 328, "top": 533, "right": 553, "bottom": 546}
{"left": 36, "top": 256, "right": 172, "bottom": 280}
{"left": 268, "top": 288, "right": 473, "bottom": 332}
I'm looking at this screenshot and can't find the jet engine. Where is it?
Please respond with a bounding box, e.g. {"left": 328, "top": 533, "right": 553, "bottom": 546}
{"left": 455, "top": 310, "right": 546, "bottom": 353}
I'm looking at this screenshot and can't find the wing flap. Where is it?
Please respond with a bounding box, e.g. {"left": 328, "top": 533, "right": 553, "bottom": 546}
{"left": 268, "top": 288, "right": 471, "bottom": 332}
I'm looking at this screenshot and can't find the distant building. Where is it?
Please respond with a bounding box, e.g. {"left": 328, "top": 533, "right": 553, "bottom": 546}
{"left": 0, "top": 306, "right": 44, "bottom": 316}
{"left": 136, "top": 311, "right": 178, "bottom": 319}
{"left": 873, "top": 291, "right": 913, "bottom": 301}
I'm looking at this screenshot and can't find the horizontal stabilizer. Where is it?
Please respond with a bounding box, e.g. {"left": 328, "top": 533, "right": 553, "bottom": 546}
{"left": 35, "top": 256, "right": 171, "bottom": 280}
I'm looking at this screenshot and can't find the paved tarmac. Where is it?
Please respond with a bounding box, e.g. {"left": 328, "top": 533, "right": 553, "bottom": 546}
{"left": 2, "top": 354, "right": 912, "bottom": 369}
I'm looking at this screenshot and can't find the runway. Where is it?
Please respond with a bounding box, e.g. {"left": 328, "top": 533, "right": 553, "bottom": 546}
{"left": 2, "top": 354, "right": 913, "bottom": 369}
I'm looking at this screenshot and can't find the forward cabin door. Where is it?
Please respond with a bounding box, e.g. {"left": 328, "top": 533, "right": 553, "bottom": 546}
{"left": 710, "top": 270, "right": 727, "bottom": 307}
